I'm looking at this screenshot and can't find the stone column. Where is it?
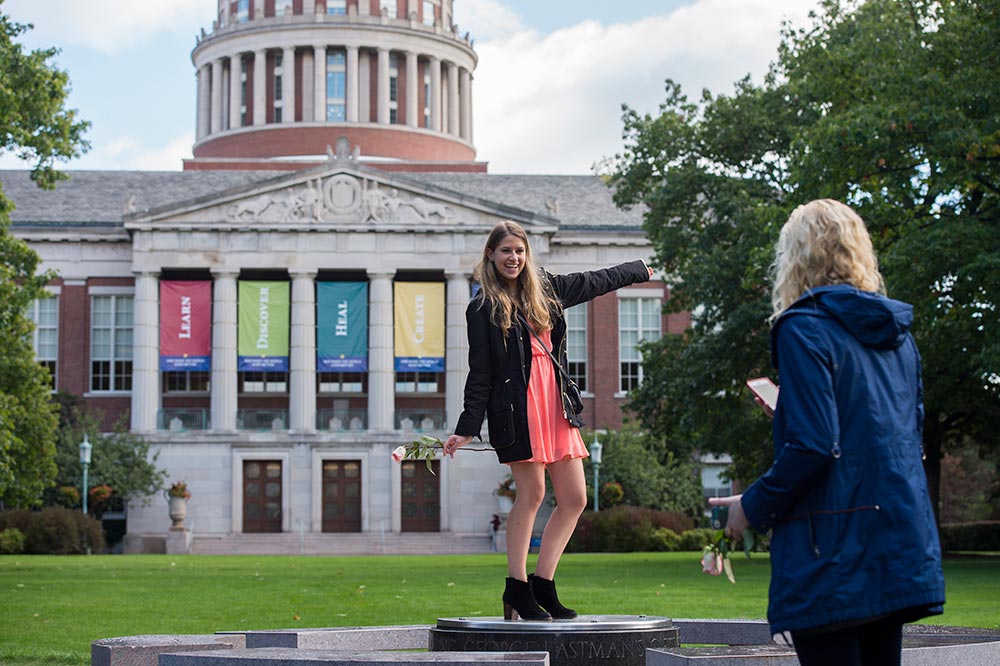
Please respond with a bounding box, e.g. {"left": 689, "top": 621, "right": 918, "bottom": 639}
{"left": 253, "top": 0, "right": 265, "bottom": 19}
{"left": 368, "top": 271, "right": 395, "bottom": 431}
{"left": 304, "top": 0, "right": 316, "bottom": 14}
{"left": 210, "top": 59, "right": 224, "bottom": 133}
{"left": 313, "top": 45, "right": 327, "bottom": 123}
{"left": 459, "top": 67, "right": 472, "bottom": 142}
{"left": 211, "top": 269, "right": 239, "bottom": 432}
{"left": 229, "top": 54, "right": 243, "bottom": 129}
{"left": 301, "top": 50, "right": 315, "bottom": 122}
{"left": 405, "top": 51, "right": 418, "bottom": 128}
{"left": 196, "top": 65, "right": 211, "bottom": 140}
{"left": 376, "top": 47, "right": 390, "bottom": 125}
{"left": 131, "top": 270, "right": 160, "bottom": 433}
{"left": 289, "top": 270, "right": 317, "bottom": 432}
{"left": 445, "top": 271, "right": 470, "bottom": 432}
{"left": 282, "top": 46, "right": 296, "bottom": 123}
{"left": 429, "top": 56, "right": 441, "bottom": 132}
{"left": 346, "top": 45, "right": 360, "bottom": 122}
{"left": 447, "top": 61, "right": 459, "bottom": 136}
{"left": 253, "top": 49, "right": 267, "bottom": 125}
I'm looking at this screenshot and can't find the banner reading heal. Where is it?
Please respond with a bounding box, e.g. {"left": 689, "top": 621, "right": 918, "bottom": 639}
{"left": 317, "top": 282, "right": 368, "bottom": 372}
{"left": 394, "top": 282, "right": 444, "bottom": 372}
{"left": 238, "top": 281, "right": 290, "bottom": 371}
{"left": 160, "top": 280, "right": 212, "bottom": 371}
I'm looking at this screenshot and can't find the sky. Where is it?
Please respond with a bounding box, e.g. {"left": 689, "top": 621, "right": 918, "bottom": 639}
{"left": 1, "top": 0, "right": 824, "bottom": 175}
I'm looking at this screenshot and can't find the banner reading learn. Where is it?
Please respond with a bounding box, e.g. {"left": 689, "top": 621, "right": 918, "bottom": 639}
{"left": 238, "top": 281, "right": 290, "bottom": 371}
{"left": 159, "top": 280, "right": 212, "bottom": 371}
{"left": 394, "top": 282, "right": 444, "bottom": 372}
{"left": 317, "top": 282, "right": 368, "bottom": 372}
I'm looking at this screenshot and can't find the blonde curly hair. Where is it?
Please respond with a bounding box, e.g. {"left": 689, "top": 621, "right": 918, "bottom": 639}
{"left": 771, "top": 199, "right": 885, "bottom": 320}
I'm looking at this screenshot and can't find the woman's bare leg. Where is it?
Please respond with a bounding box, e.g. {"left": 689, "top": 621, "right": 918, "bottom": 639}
{"left": 534, "top": 457, "right": 587, "bottom": 579}
{"left": 506, "top": 462, "right": 547, "bottom": 580}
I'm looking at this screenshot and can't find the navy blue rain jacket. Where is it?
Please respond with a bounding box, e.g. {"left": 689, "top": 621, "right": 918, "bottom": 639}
{"left": 740, "top": 285, "right": 945, "bottom": 633}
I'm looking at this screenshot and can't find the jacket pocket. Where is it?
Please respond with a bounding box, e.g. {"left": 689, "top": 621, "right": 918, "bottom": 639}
{"left": 487, "top": 405, "right": 516, "bottom": 449}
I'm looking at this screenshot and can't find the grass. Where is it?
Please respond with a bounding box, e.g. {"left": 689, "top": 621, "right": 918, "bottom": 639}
{"left": 2, "top": 552, "right": 998, "bottom": 666}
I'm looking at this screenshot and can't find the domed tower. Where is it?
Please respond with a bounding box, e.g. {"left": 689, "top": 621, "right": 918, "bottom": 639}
{"left": 188, "top": 0, "right": 480, "bottom": 171}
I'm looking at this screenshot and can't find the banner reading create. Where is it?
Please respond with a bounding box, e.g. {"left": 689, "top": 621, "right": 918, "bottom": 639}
{"left": 159, "top": 280, "right": 212, "bottom": 371}
{"left": 238, "top": 281, "right": 290, "bottom": 371}
{"left": 393, "top": 282, "right": 444, "bottom": 372}
{"left": 317, "top": 281, "right": 368, "bottom": 371}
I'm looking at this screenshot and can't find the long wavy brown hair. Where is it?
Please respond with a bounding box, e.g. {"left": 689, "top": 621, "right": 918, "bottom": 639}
{"left": 473, "top": 221, "right": 561, "bottom": 334}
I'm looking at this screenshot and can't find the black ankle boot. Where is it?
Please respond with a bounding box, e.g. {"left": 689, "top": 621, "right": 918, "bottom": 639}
{"left": 502, "top": 577, "right": 551, "bottom": 621}
{"left": 529, "top": 573, "right": 577, "bottom": 620}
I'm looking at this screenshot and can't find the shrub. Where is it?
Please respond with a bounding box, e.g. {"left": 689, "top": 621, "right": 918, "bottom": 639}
{"left": 650, "top": 527, "right": 681, "bottom": 552}
{"left": 0, "top": 528, "right": 26, "bottom": 554}
{"left": 22, "top": 507, "right": 104, "bottom": 554}
{"left": 568, "top": 506, "right": 694, "bottom": 552}
{"left": 940, "top": 521, "right": 1000, "bottom": 552}
{"left": 679, "top": 528, "right": 715, "bottom": 551}
{"left": 0, "top": 509, "right": 34, "bottom": 534}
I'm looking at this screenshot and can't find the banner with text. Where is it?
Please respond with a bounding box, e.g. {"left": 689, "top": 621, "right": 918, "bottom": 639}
{"left": 159, "top": 280, "right": 212, "bottom": 371}
{"left": 394, "top": 282, "right": 444, "bottom": 372}
{"left": 238, "top": 281, "right": 290, "bottom": 371}
{"left": 317, "top": 281, "right": 368, "bottom": 372}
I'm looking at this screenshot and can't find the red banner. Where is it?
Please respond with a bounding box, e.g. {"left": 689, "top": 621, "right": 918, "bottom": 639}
{"left": 160, "top": 281, "right": 212, "bottom": 371}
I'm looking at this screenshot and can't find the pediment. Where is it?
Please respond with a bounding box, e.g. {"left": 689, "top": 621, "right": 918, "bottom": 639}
{"left": 124, "top": 160, "right": 555, "bottom": 236}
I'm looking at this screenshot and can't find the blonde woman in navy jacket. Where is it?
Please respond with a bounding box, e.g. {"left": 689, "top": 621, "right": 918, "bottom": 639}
{"left": 444, "top": 220, "right": 652, "bottom": 621}
{"left": 711, "top": 200, "right": 944, "bottom": 666}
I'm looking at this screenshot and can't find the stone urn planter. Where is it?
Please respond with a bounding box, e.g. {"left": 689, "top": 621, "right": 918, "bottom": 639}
{"left": 168, "top": 496, "right": 187, "bottom": 530}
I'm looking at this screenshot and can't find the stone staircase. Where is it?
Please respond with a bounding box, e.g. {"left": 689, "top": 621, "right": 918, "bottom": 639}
{"left": 190, "top": 531, "right": 495, "bottom": 556}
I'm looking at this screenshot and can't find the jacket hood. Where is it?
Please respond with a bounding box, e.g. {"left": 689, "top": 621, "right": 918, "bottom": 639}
{"left": 773, "top": 285, "right": 913, "bottom": 365}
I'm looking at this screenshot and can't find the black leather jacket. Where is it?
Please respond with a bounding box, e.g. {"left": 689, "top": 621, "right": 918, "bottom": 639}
{"left": 454, "top": 260, "right": 650, "bottom": 463}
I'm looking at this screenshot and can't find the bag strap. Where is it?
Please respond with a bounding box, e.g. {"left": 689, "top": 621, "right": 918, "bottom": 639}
{"left": 518, "top": 314, "right": 575, "bottom": 387}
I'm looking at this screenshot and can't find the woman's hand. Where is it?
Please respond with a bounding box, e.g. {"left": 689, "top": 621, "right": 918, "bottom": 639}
{"left": 708, "top": 494, "right": 749, "bottom": 537}
{"left": 443, "top": 434, "right": 472, "bottom": 458}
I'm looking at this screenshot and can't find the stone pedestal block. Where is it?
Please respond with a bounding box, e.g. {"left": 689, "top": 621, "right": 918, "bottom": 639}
{"left": 91, "top": 634, "right": 244, "bottom": 666}
{"left": 430, "top": 615, "right": 677, "bottom": 666}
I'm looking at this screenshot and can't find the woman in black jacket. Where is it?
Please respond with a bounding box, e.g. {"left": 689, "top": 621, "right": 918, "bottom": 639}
{"left": 444, "top": 220, "right": 652, "bottom": 621}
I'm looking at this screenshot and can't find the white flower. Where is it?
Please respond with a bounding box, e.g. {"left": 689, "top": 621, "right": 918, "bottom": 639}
{"left": 391, "top": 445, "right": 407, "bottom": 463}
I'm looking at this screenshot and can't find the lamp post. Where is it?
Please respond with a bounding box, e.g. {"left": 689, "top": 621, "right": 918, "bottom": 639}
{"left": 79, "top": 434, "right": 92, "bottom": 515}
{"left": 590, "top": 431, "right": 603, "bottom": 512}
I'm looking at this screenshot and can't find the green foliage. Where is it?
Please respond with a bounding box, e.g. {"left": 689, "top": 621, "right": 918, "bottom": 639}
{"left": 45, "top": 396, "right": 167, "bottom": 511}
{"left": 940, "top": 522, "right": 1000, "bottom": 552}
{"left": 0, "top": 527, "right": 24, "bottom": 553}
{"left": 678, "top": 528, "right": 716, "bottom": 551}
{"left": 650, "top": 527, "right": 681, "bottom": 552}
{"left": 609, "top": 0, "right": 1000, "bottom": 497}
{"left": 568, "top": 505, "right": 693, "bottom": 552}
{"left": 0, "top": 4, "right": 89, "bottom": 508}
{"left": 584, "top": 428, "right": 704, "bottom": 518}
{"left": 0, "top": 507, "right": 103, "bottom": 554}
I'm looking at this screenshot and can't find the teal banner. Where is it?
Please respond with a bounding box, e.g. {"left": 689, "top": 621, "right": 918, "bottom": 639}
{"left": 317, "top": 282, "right": 368, "bottom": 372}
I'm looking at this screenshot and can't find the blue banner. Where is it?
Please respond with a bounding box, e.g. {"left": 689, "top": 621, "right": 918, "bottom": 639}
{"left": 317, "top": 282, "right": 368, "bottom": 372}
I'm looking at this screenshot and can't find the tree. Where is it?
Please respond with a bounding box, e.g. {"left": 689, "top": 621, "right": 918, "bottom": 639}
{"left": 0, "top": 5, "right": 90, "bottom": 506}
{"left": 46, "top": 395, "right": 167, "bottom": 515}
{"left": 609, "top": 0, "right": 1000, "bottom": 515}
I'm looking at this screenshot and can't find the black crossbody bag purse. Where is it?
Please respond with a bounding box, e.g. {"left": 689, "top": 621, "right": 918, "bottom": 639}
{"left": 520, "top": 315, "right": 586, "bottom": 428}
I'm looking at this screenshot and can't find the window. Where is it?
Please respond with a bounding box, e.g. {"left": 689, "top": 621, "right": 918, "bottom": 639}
{"left": 395, "top": 372, "right": 439, "bottom": 393}
{"left": 388, "top": 55, "right": 398, "bottom": 124}
{"left": 91, "top": 295, "right": 133, "bottom": 392}
{"left": 273, "top": 53, "right": 284, "bottom": 123}
{"left": 423, "top": 67, "right": 431, "bottom": 127}
{"left": 422, "top": 0, "right": 435, "bottom": 26}
{"left": 327, "top": 0, "right": 346, "bottom": 13}
{"left": 565, "top": 303, "right": 587, "bottom": 392}
{"left": 318, "top": 372, "right": 365, "bottom": 393}
{"left": 240, "top": 372, "right": 288, "bottom": 393}
{"left": 28, "top": 296, "right": 58, "bottom": 386}
{"left": 618, "top": 297, "right": 660, "bottom": 392}
{"left": 240, "top": 59, "right": 249, "bottom": 126}
{"left": 236, "top": 0, "right": 250, "bottom": 23}
{"left": 326, "top": 50, "right": 346, "bottom": 121}
{"left": 164, "top": 372, "right": 210, "bottom": 393}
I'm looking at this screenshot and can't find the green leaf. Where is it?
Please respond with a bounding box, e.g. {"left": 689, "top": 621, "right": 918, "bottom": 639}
{"left": 743, "top": 529, "right": 756, "bottom": 558}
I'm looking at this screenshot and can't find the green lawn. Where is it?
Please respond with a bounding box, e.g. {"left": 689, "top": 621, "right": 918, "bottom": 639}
{"left": 2, "top": 552, "right": 998, "bottom": 666}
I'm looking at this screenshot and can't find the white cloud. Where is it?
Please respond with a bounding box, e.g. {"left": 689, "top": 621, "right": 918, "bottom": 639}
{"left": 4, "top": 0, "right": 209, "bottom": 54}
{"left": 472, "top": 0, "right": 821, "bottom": 174}
{"left": 456, "top": 0, "right": 527, "bottom": 41}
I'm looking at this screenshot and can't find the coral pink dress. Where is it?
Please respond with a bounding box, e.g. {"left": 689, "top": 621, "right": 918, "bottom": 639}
{"left": 523, "top": 328, "right": 589, "bottom": 465}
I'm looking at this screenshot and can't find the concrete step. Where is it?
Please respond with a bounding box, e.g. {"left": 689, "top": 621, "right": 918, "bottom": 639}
{"left": 190, "top": 532, "right": 495, "bottom": 556}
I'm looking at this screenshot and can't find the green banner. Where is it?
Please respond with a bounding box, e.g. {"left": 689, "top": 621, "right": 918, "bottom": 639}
{"left": 238, "top": 281, "right": 289, "bottom": 371}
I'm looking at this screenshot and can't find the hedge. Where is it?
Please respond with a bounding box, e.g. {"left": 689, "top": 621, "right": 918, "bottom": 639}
{"left": 940, "top": 521, "right": 1000, "bottom": 552}
{"left": 0, "top": 508, "right": 105, "bottom": 554}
